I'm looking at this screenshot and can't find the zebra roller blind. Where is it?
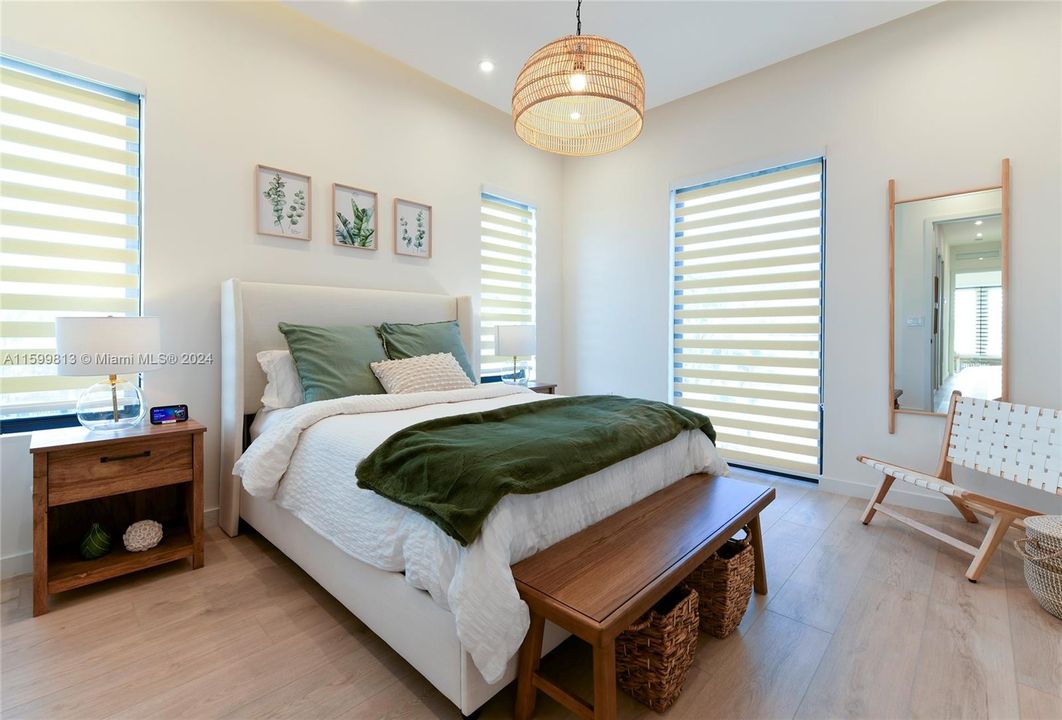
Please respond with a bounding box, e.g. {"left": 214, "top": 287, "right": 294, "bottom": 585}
{"left": 479, "top": 192, "right": 535, "bottom": 377}
{"left": 0, "top": 57, "right": 142, "bottom": 420}
{"left": 671, "top": 159, "right": 824, "bottom": 474}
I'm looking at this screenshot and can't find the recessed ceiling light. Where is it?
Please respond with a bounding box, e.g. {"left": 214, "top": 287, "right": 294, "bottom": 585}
{"left": 979, "top": 257, "right": 985, "bottom": 261}
{"left": 976, "top": 232, "right": 983, "bottom": 238}
{"left": 975, "top": 220, "right": 984, "bottom": 226}
{"left": 570, "top": 111, "right": 581, "bottom": 120}
{"left": 478, "top": 59, "right": 494, "bottom": 73}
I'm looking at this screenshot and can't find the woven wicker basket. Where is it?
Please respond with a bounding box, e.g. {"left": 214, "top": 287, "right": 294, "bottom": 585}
{"left": 685, "top": 535, "right": 756, "bottom": 638}
{"left": 1014, "top": 515, "right": 1062, "bottom": 620}
{"left": 616, "top": 586, "right": 699, "bottom": 712}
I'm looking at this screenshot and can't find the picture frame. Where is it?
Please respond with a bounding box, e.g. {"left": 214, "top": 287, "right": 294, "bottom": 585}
{"left": 256, "top": 165, "right": 311, "bottom": 240}
{"left": 393, "top": 198, "right": 432, "bottom": 258}
{"left": 333, "top": 183, "right": 378, "bottom": 250}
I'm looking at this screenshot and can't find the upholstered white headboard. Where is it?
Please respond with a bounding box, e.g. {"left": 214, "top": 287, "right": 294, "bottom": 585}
{"left": 219, "top": 279, "right": 476, "bottom": 535}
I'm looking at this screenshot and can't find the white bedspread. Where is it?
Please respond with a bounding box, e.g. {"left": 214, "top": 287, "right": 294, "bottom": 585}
{"left": 234, "top": 384, "right": 728, "bottom": 683}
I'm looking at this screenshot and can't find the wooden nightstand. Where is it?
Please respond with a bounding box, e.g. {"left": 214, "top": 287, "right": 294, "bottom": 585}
{"left": 528, "top": 381, "right": 557, "bottom": 395}
{"left": 30, "top": 420, "right": 206, "bottom": 616}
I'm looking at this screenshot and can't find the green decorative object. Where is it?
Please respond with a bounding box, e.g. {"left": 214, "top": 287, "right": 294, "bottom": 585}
{"left": 335, "top": 197, "right": 375, "bottom": 248}
{"left": 79, "top": 523, "right": 111, "bottom": 560}
{"left": 263, "top": 172, "right": 287, "bottom": 232}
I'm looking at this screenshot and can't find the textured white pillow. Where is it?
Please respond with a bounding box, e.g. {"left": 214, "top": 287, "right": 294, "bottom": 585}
{"left": 257, "top": 350, "right": 304, "bottom": 409}
{"left": 371, "top": 352, "right": 475, "bottom": 394}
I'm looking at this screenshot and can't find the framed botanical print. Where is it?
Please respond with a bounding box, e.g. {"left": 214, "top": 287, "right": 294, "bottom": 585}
{"left": 333, "top": 183, "right": 378, "bottom": 250}
{"left": 393, "top": 198, "right": 432, "bottom": 258}
{"left": 257, "top": 165, "right": 311, "bottom": 240}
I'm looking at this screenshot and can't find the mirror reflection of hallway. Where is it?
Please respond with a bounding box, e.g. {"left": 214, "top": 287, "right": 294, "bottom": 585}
{"left": 892, "top": 187, "right": 1004, "bottom": 414}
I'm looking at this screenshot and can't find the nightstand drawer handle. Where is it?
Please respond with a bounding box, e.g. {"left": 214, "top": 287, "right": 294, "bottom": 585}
{"left": 100, "top": 450, "right": 151, "bottom": 463}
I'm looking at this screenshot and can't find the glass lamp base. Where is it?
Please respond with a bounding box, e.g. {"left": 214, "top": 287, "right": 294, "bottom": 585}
{"left": 502, "top": 359, "right": 530, "bottom": 386}
{"left": 76, "top": 378, "right": 145, "bottom": 431}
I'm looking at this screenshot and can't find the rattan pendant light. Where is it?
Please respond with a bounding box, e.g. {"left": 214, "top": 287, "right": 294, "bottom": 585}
{"left": 512, "top": 0, "right": 645, "bottom": 157}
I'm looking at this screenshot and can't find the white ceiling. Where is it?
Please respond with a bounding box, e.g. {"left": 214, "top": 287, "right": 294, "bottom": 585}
{"left": 285, "top": 1, "right": 936, "bottom": 112}
{"left": 942, "top": 216, "right": 1003, "bottom": 247}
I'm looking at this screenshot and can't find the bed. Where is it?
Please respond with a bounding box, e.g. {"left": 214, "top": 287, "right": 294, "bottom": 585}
{"left": 219, "top": 279, "right": 727, "bottom": 715}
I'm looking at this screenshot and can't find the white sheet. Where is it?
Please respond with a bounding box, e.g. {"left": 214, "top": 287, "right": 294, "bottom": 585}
{"left": 248, "top": 407, "right": 282, "bottom": 440}
{"left": 234, "top": 384, "right": 729, "bottom": 683}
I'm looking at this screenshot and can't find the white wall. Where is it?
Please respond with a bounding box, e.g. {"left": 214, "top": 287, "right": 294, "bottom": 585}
{"left": 561, "top": 1, "right": 1062, "bottom": 513}
{"left": 0, "top": 0, "right": 564, "bottom": 575}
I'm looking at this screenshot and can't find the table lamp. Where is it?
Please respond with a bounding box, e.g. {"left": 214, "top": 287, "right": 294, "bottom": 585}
{"left": 55, "top": 316, "right": 161, "bottom": 430}
{"left": 494, "top": 324, "right": 536, "bottom": 386}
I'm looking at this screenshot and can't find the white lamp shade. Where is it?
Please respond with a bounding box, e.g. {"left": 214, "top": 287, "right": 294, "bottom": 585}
{"left": 494, "top": 324, "right": 536, "bottom": 357}
{"left": 55, "top": 316, "right": 161, "bottom": 376}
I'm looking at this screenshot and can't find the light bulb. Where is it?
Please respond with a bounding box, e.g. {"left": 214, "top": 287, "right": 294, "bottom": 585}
{"left": 974, "top": 220, "right": 983, "bottom": 226}
{"left": 478, "top": 59, "right": 494, "bottom": 73}
{"left": 570, "top": 111, "right": 581, "bottom": 120}
{"left": 976, "top": 232, "right": 983, "bottom": 238}
{"left": 569, "top": 72, "right": 587, "bottom": 92}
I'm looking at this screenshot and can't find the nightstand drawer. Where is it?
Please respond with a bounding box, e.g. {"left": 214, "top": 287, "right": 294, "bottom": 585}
{"left": 47, "top": 435, "right": 193, "bottom": 506}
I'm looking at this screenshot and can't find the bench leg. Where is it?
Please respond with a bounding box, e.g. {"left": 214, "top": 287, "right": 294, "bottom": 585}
{"left": 861, "top": 474, "right": 895, "bottom": 525}
{"left": 749, "top": 514, "right": 768, "bottom": 595}
{"left": 515, "top": 612, "right": 545, "bottom": 720}
{"left": 966, "top": 512, "right": 1013, "bottom": 582}
{"left": 592, "top": 640, "right": 617, "bottom": 720}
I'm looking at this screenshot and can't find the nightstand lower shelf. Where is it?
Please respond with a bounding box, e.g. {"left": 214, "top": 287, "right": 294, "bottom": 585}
{"left": 48, "top": 525, "right": 193, "bottom": 594}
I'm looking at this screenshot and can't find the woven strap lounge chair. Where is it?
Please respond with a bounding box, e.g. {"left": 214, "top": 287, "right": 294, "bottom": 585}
{"left": 858, "top": 392, "right": 1061, "bottom": 582}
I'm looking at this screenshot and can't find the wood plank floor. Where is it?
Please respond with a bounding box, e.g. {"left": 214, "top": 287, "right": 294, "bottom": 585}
{"left": 3, "top": 471, "right": 1059, "bottom": 719}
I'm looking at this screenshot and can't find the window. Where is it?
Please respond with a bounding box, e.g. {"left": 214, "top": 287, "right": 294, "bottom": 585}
{"left": 0, "top": 57, "right": 142, "bottom": 427}
{"left": 671, "top": 159, "right": 824, "bottom": 475}
{"left": 953, "top": 282, "right": 1002, "bottom": 363}
{"left": 479, "top": 192, "right": 535, "bottom": 379}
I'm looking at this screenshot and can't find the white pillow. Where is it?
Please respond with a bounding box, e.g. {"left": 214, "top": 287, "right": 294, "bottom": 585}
{"left": 370, "top": 353, "right": 475, "bottom": 394}
{"left": 257, "top": 350, "right": 304, "bottom": 409}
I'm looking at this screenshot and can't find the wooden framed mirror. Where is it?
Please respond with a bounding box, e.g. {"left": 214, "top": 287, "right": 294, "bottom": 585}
{"left": 888, "top": 159, "right": 1010, "bottom": 433}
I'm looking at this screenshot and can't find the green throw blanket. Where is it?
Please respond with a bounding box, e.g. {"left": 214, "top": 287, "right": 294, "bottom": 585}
{"left": 355, "top": 395, "right": 716, "bottom": 546}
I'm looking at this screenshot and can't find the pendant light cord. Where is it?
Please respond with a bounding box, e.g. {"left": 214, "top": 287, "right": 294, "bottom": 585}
{"left": 576, "top": 0, "right": 582, "bottom": 35}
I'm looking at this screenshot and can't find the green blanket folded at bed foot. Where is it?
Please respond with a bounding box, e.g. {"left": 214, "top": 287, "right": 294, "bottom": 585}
{"left": 355, "top": 395, "right": 715, "bottom": 546}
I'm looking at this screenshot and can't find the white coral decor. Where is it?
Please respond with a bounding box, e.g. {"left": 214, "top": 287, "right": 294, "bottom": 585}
{"left": 123, "top": 520, "right": 163, "bottom": 552}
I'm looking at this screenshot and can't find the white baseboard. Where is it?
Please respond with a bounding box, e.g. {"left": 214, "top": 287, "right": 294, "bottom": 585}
{"left": 1, "top": 506, "right": 221, "bottom": 580}
{"left": 819, "top": 474, "right": 963, "bottom": 517}
{"left": 1, "top": 552, "right": 31, "bottom": 580}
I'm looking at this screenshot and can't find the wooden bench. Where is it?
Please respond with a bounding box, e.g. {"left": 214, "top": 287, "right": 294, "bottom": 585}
{"left": 511, "top": 473, "right": 775, "bottom": 720}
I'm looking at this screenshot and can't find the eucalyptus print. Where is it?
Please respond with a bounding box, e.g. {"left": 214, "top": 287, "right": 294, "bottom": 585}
{"left": 263, "top": 173, "right": 287, "bottom": 232}
{"left": 414, "top": 211, "right": 426, "bottom": 250}
{"left": 400, "top": 216, "right": 412, "bottom": 248}
{"left": 394, "top": 199, "right": 431, "bottom": 257}
{"left": 287, "top": 189, "right": 306, "bottom": 229}
{"left": 258, "top": 167, "right": 311, "bottom": 239}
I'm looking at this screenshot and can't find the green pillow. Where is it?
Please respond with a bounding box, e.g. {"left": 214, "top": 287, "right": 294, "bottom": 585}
{"left": 377, "top": 320, "right": 476, "bottom": 382}
{"left": 278, "top": 322, "right": 388, "bottom": 402}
